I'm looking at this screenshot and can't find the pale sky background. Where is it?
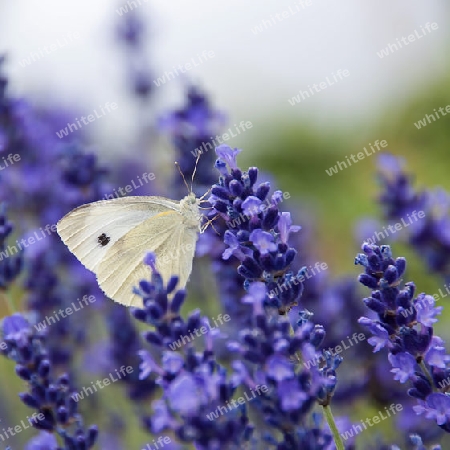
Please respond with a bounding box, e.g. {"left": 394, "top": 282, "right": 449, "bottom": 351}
{"left": 0, "top": 0, "right": 448, "bottom": 157}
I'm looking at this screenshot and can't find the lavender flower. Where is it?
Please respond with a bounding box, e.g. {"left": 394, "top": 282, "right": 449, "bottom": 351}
{"left": 377, "top": 154, "right": 450, "bottom": 278}
{"left": 131, "top": 254, "right": 210, "bottom": 352}
{"left": 0, "top": 62, "right": 110, "bottom": 371}
{"left": 159, "top": 91, "right": 250, "bottom": 336}
{"left": 1, "top": 313, "right": 98, "bottom": 448}
{"left": 132, "top": 254, "right": 252, "bottom": 449}
{"left": 228, "top": 300, "right": 338, "bottom": 448}
{"left": 133, "top": 252, "right": 344, "bottom": 449}
{"left": 208, "top": 145, "right": 303, "bottom": 315}
{"left": 0, "top": 60, "right": 118, "bottom": 446}
{"left": 355, "top": 242, "right": 450, "bottom": 432}
{"left": 104, "top": 304, "right": 157, "bottom": 401}
{"left": 0, "top": 205, "right": 22, "bottom": 290}
{"left": 117, "top": 11, "right": 153, "bottom": 99}
{"left": 159, "top": 86, "right": 225, "bottom": 197}
{"left": 205, "top": 147, "right": 347, "bottom": 448}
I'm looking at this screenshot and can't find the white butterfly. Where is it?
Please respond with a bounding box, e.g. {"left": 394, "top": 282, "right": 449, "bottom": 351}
{"left": 57, "top": 193, "right": 202, "bottom": 307}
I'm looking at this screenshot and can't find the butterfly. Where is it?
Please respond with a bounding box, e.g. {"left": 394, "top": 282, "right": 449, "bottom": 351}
{"left": 57, "top": 193, "right": 202, "bottom": 307}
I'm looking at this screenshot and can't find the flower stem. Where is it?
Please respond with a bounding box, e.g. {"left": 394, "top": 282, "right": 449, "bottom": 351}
{"left": 2, "top": 291, "right": 16, "bottom": 314}
{"left": 323, "top": 404, "right": 345, "bottom": 450}
{"left": 420, "top": 360, "right": 434, "bottom": 389}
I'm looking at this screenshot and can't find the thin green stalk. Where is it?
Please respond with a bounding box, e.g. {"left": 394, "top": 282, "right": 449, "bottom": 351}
{"left": 323, "top": 404, "right": 345, "bottom": 450}
{"left": 3, "top": 290, "right": 16, "bottom": 314}
{"left": 420, "top": 360, "right": 434, "bottom": 389}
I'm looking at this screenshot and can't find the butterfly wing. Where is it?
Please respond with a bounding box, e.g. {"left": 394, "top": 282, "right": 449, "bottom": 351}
{"left": 97, "top": 210, "right": 199, "bottom": 307}
{"left": 56, "top": 196, "right": 181, "bottom": 274}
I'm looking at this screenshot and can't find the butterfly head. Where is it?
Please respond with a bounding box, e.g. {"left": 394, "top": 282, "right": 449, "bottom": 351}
{"left": 186, "top": 192, "right": 198, "bottom": 204}
{"left": 180, "top": 193, "right": 201, "bottom": 230}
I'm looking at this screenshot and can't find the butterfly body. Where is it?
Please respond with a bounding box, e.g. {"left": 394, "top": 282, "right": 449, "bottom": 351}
{"left": 57, "top": 194, "right": 201, "bottom": 307}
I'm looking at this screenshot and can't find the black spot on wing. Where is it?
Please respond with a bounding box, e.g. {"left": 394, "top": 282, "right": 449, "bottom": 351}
{"left": 97, "top": 233, "right": 110, "bottom": 246}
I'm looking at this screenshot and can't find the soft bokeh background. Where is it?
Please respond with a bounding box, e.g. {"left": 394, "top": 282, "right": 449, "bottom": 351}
{"left": 1, "top": 0, "right": 450, "bottom": 448}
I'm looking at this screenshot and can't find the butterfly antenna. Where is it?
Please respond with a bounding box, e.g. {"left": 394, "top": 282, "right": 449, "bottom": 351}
{"left": 199, "top": 186, "right": 212, "bottom": 202}
{"left": 190, "top": 153, "right": 201, "bottom": 192}
{"left": 175, "top": 161, "right": 190, "bottom": 194}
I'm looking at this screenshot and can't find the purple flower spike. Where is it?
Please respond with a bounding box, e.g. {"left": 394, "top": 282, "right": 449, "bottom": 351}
{"left": 376, "top": 154, "right": 450, "bottom": 277}
{"left": 209, "top": 146, "right": 306, "bottom": 317}
{"left": 356, "top": 242, "right": 450, "bottom": 434}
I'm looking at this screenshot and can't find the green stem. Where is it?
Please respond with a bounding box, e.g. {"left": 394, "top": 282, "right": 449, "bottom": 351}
{"left": 3, "top": 290, "right": 16, "bottom": 315}
{"left": 420, "top": 360, "right": 434, "bottom": 389}
{"left": 323, "top": 404, "right": 345, "bottom": 450}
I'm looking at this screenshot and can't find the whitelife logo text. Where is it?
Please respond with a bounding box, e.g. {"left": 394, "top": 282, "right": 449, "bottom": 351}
{"left": 56, "top": 102, "right": 118, "bottom": 139}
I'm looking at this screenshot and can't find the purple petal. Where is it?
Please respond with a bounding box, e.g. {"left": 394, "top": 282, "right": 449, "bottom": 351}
{"left": 3, "top": 313, "right": 30, "bottom": 337}
{"left": 243, "top": 281, "right": 266, "bottom": 316}
{"left": 222, "top": 230, "right": 244, "bottom": 261}
{"left": 242, "top": 196, "right": 263, "bottom": 217}
{"left": 389, "top": 352, "right": 417, "bottom": 383}
{"left": 358, "top": 317, "right": 390, "bottom": 352}
{"left": 249, "top": 229, "right": 277, "bottom": 255}
{"left": 278, "top": 212, "right": 301, "bottom": 244}
{"left": 271, "top": 190, "right": 283, "bottom": 204}
{"left": 413, "top": 393, "right": 450, "bottom": 426}
{"left": 151, "top": 399, "right": 175, "bottom": 433}
{"left": 377, "top": 153, "right": 405, "bottom": 175}
{"left": 424, "top": 339, "right": 450, "bottom": 369}
{"left": 161, "top": 352, "right": 184, "bottom": 375}
{"left": 415, "top": 294, "right": 442, "bottom": 327}
{"left": 277, "top": 378, "right": 308, "bottom": 411}
{"left": 266, "top": 354, "right": 294, "bottom": 381}
{"left": 144, "top": 252, "right": 157, "bottom": 270}
{"left": 25, "top": 431, "right": 58, "bottom": 450}
{"left": 215, "top": 145, "right": 242, "bottom": 170}
{"left": 138, "top": 350, "right": 163, "bottom": 380}
{"left": 168, "top": 374, "right": 203, "bottom": 415}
